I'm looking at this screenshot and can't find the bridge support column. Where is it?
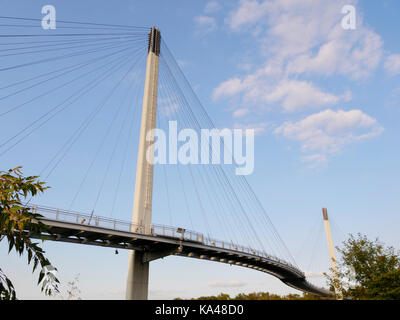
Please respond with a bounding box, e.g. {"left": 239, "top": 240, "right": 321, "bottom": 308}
{"left": 126, "top": 251, "right": 149, "bottom": 300}
{"left": 126, "top": 26, "right": 161, "bottom": 300}
{"left": 322, "top": 208, "right": 343, "bottom": 299}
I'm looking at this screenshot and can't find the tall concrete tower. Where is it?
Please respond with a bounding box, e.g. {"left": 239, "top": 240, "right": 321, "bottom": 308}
{"left": 126, "top": 26, "right": 161, "bottom": 300}
{"left": 322, "top": 208, "right": 343, "bottom": 299}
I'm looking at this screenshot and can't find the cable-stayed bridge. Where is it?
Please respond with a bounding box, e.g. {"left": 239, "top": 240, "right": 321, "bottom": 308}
{"left": 27, "top": 204, "right": 330, "bottom": 297}
{"left": 0, "top": 17, "right": 331, "bottom": 299}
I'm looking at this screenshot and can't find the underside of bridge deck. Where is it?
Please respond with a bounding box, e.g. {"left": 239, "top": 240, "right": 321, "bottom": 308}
{"left": 20, "top": 218, "right": 331, "bottom": 298}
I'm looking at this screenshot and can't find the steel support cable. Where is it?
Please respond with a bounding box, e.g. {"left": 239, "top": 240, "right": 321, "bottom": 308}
{"left": 0, "top": 38, "right": 145, "bottom": 72}
{"left": 0, "top": 43, "right": 143, "bottom": 92}
{"left": 239, "top": 177, "right": 298, "bottom": 265}
{"left": 159, "top": 66, "right": 249, "bottom": 248}
{"left": 192, "top": 162, "right": 231, "bottom": 242}
{"left": 295, "top": 214, "right": 323, "bottom": 266}
{"left": 159, "top": 51, "right": 258, "bottom": 248}
{"left": 0, "top": 35, "right": 143, "bottom": 54}
{"left": 306, "top": 220, "right": 324, "bottom": 274}
{"left": 155, "top": 82, "right": 199, "bottom": 231}
{"left": 39, "top": 47, "right": 144, "bottom": 176}
{"left": 159, "top": 59, "right": 251, "bottom": 247}
{"left": 329, "top": 216, "right": 345, "bottom": 243}
{"left": 176, "top": 164, "right": 195, "bottom": 231}
{"left": 22, "top": 51, "right": 137, "bottom": 207}
{"left": 0, "top": 35, "right": 145, "bottom": 57}
{"left": 161, "top": 46, "right": 294, "bottom": 264}
{"left": 159, "top": 111, "right": 225, "bottom": 237}
{"left": 223, "top": 167, "right": 294, "bottom": 262}
{"left": 156, "top": 71, "right": 195, "bottom": 229}
{"left": 159, "top": 54, "right": 258, "bottom": 249}
{"left": 159, "top": 57, "right": 258, "bottom": 250}
{"left": 43, "top": 52, "right": 143, "bottom": 182}
{"left": 304, "top": 220, "right": 322, "bottom": 273}
{"left": 68, "top": 59, "right": 143, "bottom": 211}
{"left": 0, "top": 48, "right": 139, "bottom": 157}
{"left": 0, "top": 24, "right": 148, "bottom": 32}
{"left": 109, "top": 85, "right": 142, "bottom": 218}
{"left": 91, "top": 53, "right": 146, "bottom": 213}
{"left": 0, "top": 40, "right": 145, "bottom": 105}
{"left": 161, "top": 42, "right": 293, "bottom": 261}
{"left": 0, "top": 16, "right": 149, "bottom": 30}
{"left": 158, "top": 68, "right": 234, "bottom": 243}
{"left": 154, "top": 100, "right": 175, "bottom": 226}
{"left": 188, "top": 164, "right": 213, "bottom": 237}
{"left": 0, "top": 46, "right": 142, "bottom": 148}
{"left": 162, "top": 161, "right": 174, "bottom": 226}
{"left": 0, "top": 32, "right": 146, "bottom": 38}
{"left": 159, "top": 82, "right": 214, "bottom": 236}
{"left": 0, "top": 35, "right": 144, "bottom": 47}
{"left": 0, "top": 41, "right": 141, "bottom": 91}
{"left": 158, "top": 69, "right": 214, "bottom": 236}
{"left": 155, "top": 80, "right": 196, "bottom": 230}
{"left": 159, "top": 49, "right": 265, "bottom": 250}
{"left": 158, "top": 66, "right": 226, "bottom": 239}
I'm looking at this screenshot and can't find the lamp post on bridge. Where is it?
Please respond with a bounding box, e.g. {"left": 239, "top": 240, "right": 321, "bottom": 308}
{"left": 126, "top": 26, "right": 161, "bottom": 300}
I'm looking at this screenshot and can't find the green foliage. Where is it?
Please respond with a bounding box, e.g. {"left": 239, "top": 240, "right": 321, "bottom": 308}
{"left": 325, "top": 233, "right": 400, "bottom": 300}
{"left": 0, "top": 167, "right": 59, "bottom": 300}
{"left": 64, "top": 274, "right": 82, "bottom": 300}
{"left": 175, "top": 291, "right": 325, "bottom": 300}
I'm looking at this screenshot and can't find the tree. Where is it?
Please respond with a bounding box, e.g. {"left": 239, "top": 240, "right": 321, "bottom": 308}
{"left": 176, "top": 291, "right": 325, "bottom": 300}
{"left": 326, "top": 233, "right": 400, "bottom": 300}
{"left": 65, "top": 274, "right": 82, "bottom": 300}
{"left": 0, "top": 167, "right": 59, "bottom": 300}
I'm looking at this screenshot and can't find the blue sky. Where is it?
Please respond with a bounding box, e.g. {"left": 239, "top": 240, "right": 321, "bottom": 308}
{"left": 1, "top": 0, "right": 400, "bottom": 299}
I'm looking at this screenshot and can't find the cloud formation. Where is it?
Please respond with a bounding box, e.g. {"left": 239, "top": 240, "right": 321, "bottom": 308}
{"left": 210, "top": 0, "right": 386, "bottom": 166}
{"left": 205, "top": 1, "right": 222, "bottom": 14}
{"left": 384, "top": 54, "right": 400, "bottom": 76}
{"left": 274, "top": 109, "right": 383, "bottom": 165}
{"left": 194, "top": 15, "right": 217, "bottom": 34}
{"left": 214, "top": 0, "right": 383, "bottom": 113}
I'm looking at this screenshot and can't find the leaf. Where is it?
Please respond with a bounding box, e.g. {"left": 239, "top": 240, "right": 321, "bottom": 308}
{"left": 28, "top": 249, "right": 32, "bottom": 265}
{"left": 37, "top": 271, "right": 45, "bottom": 285}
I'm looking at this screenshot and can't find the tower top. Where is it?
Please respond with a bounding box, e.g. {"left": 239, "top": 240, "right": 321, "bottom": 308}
{"left": 148, "top": 26, "right": 161, "bottom": 56}
{"left": 322, "top": 208, "right": 328, "bottom": 221}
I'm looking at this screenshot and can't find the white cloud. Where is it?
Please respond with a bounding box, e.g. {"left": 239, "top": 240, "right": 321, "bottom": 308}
{"left": 214, "top": 78, "right": 351, "bottom": 112}
{"left": 274, "top": 109, "right": 383, "bottom": 165}
{"left": 216, "top": 0, "right": 384, "bottom": 116}
{"left": 263, "top": 80, "right": 351, "bottom": 112}
{"left": 286, "top": 29, "right": 383, "bottom": 79}
{"left": 213, "top": 78, "right": 244, "bottom": 99}
{"left": 194, "top": 15, "right": 217, "bottom": 34}
{"left": 158, "top": 97, "right": 180, "bottom": 116}
{"left": 208, "top": 280, "right": 246, "bottom": 288}
{"left": 226, "top": 0, "right": 270, "bottom": 30}
{"left": 234, "top": 121, "right": 267, "bottom": 135}
{"left": 384, "top": 54, "right": 400, "bottom": 76}
{"left": 233, "top": 108, "right": 250, "bottom": 118}
{"left": 205, "top": 1, "right": 222, "bottom": 14}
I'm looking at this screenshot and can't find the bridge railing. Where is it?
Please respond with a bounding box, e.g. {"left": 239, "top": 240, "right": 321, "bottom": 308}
{"left": 27, "top": 204, "right": 301, "bottom": 275}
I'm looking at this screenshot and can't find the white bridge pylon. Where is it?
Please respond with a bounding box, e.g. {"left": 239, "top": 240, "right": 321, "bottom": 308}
{"left": 126, "top": 26, "right": 161, "bottom": 300}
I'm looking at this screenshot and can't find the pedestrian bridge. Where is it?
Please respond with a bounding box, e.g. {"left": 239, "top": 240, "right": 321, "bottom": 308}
{"left": 27, "top": 204, "right": 331, "bottom": 297}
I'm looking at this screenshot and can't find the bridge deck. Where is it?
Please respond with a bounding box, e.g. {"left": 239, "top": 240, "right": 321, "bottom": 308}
{"left": 27, "top": 204, "right": 331, "bottom": 297}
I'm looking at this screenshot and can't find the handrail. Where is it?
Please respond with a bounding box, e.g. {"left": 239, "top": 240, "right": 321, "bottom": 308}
{"left": 26, "top": 204, "right": 303, "bottom": 276}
